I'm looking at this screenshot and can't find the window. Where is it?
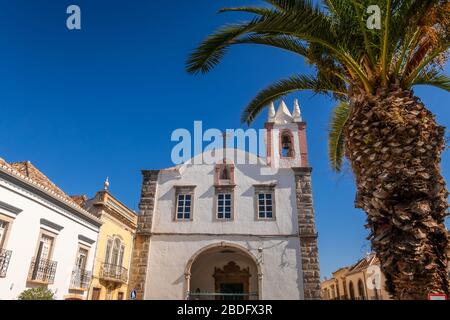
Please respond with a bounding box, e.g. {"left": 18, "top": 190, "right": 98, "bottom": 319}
{"left": 254, "top": 185, "right": 276, "bottom": 220}
{"left": 217, "top": 193, "right": 232, "bottom": 219}
{"left": 176, "top": 193, "right": 192, "bottom": 220}
{"left": 111, "top": 238, "right": 121, "bottom": 265}
{"left": 76, "top": 246, "right": 89, "bottom": 271}
{"left": 36, "top": 233, "right": 55, "bottom": 262}
{"left": 105, "top": 237, "right": 124, "bottom": 267}
{"left": 174, "top": 186, "right": 195, "bottom": 221}
{"left": 117, "top": 292, "right": 124, "bottom": 300}
{"left": 0, "top": 220, "right": 8, "bottom": 249}
{"left": 118, "top": 244, "right": 125, "bottom": 267}
{"left": 257, "top": 193, "right": 274, "bottom": 219}
{"left": 105, "top": 238, "right": 112, "bottom": 263}
{"left": 29, "top": 231, "right": 57, "bottom": 283}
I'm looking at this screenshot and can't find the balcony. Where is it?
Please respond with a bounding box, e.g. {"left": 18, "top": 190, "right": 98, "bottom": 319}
{"left": 0, "top": 249, "right": 12, "bottom": 277}
{"left": 27, "top": 257, "right": 57, "bottom": 284}
{"left": 70, "top": 267, "right": 92, "bottom": 290}
{"left": 99, "top": 263, "right": 128, "bottom": 284}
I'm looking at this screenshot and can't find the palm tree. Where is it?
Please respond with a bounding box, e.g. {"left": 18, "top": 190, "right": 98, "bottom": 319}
{"left": 186, "top": 0, "right": 450, "bottom": 299}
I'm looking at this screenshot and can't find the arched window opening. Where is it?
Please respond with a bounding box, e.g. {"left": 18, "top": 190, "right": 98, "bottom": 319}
{"left": 106, "top": 237, "right": 125, "bottom": 267}
{"left": 220, "top": 166, "right": 230, "bottom": 180}
{"left": 281, "top": 132, "right": 294, "bottom": 158}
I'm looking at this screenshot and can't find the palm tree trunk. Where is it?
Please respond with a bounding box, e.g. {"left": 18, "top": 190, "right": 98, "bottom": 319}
{"left": 344, "top": 84, "right": 449, "bottom": 300}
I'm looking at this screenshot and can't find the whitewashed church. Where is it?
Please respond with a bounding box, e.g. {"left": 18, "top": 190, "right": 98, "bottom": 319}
{"left": 128, "top": 100, "right": 321, "bottom": 300}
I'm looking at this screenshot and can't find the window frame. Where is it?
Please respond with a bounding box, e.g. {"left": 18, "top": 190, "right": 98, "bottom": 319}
{"left": 34, "top": 229, "right": 57, "bottom": 262}
{"left": 254, "top": 185, "right": 276, "bottom": 221}
{"left": 0, "top": 213, "right": 14, "bottom": 250}
{"left": 105, "top": 236, "right": 124, "bottom": 267}
{"left": 75, "top": 244, "right": 90, "bottom": 271}
{"left": 173, "top": 186, "right": 196, "bottom": 221}
{"left": 214, "top": 187, "right": 235, "bottom": 221}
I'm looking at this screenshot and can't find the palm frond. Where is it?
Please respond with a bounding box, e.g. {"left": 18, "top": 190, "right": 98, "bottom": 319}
{"left": 232, "top": 34, "right": 309, "bottom": 57}
{"left": 328, "top": 101, "right": 350, "bottom": 172}
{"left": 241, "top": 74, "right": 348, "bottom": 124}
{"left": 186, "top": 20, "right": 260, "bottom": 74}
{"left": 412, "top": 72, "right": 450, "bottom": 92}
{"left": 218, "top": 7, "right": 273, "bottom": 16}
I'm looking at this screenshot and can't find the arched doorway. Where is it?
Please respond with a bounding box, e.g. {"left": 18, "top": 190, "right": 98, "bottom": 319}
{"left": 185, "top": 243, "right": 261, "bottom": 300}
{"left": 357, "top": 279, "right": 366, "bottom": 300}
{"left": 349, "top": 281, "right": 355, "bottom": 300}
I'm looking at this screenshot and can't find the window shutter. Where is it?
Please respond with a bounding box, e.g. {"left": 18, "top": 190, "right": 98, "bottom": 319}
{"left": 118, "top": 244, "right": 125, "bottom": 267}
{"left": 105, "top": 238, "right": 112, "bottom": 264}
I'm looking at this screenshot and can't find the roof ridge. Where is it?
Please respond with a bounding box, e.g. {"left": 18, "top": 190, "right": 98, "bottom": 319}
{"left": 10, "top": 161, "right": 73, "bottom": 202}
{"left": 0, "top": 158, "right": 101, "bottom": 225}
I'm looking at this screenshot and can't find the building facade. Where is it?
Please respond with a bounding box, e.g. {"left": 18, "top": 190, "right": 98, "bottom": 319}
{"left": 129, "top": 100, "right": 321, "bottom": 300}
{"left": 321, "top": 253, "right": 392, "bottom": 300}
{"left": 0, "top": 159, "right": 101, "bottom": 300}
{"left": 79, "top": 181, "right": 137, "bottom": 300}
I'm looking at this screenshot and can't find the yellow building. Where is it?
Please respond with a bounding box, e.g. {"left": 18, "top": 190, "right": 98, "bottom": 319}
{"left": 74, "top": 179, "right": 137, "bottom": 300}
{"left": 321, "top": 253, "right": 392, "bottom": 300}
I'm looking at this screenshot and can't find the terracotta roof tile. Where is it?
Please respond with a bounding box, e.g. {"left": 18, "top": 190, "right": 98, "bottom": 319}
{"left": 0, "top": 157, "right": 102, "bottom": 225}
{"left": 9, "top": 161, "right": 74, "bottom": 204}
{"left": 347, "top": 253, "right": 379, "bottom": 275}
{"left": 70, "top": 195, "right": 88, "bottom": 206}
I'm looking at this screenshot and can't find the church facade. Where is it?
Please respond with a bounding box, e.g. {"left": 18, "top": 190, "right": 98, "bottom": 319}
{"left": 129, "top": 100, "right": 321, "bottom": 300}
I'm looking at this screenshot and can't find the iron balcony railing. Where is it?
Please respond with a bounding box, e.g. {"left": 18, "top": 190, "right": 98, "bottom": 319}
{"left": 28, "top": 257, "right": 57, "bottom": 284}
{"left": 0, "top": 249, "right": 12, "bottom": 277}
{"left": 99, "top": 263, "right": 128, "bottom": 283}
{"left": 187, "top": 292, "right": 259, "bottom": 301}
{"left": 70, "top": 267, "right": 92, "bottom": 290}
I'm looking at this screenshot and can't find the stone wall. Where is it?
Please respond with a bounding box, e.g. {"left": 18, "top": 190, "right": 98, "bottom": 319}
{"left": 293, "top": 167, "right": 321, "bottom": 300}
{"left": 128, "top": 170, "right": 159, "bottom": 300}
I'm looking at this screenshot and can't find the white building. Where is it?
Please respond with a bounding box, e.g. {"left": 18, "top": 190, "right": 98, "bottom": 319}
{"left": 0, "top": 159, "right": 101, "bottom": 300}
{"left": 129, "top": 100, "right": 321, "bottom": 300}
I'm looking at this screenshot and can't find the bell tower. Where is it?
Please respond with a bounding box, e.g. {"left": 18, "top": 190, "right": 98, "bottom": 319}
{"left": 265, "top": 99, "right": 309, "bottom": 168}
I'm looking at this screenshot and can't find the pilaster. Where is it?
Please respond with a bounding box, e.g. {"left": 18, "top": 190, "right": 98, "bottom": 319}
{"left": 293, "top": 167, "right": 321, "bottom": 300}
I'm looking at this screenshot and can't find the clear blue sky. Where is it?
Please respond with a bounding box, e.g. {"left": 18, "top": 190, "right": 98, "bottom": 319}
{"left": 0, "top": 0, "right": 448, "bottom": 278}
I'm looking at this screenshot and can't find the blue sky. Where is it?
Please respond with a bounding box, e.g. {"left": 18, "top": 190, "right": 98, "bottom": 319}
{"left": 0, "top": 0, "right": 448, "bottom": 278}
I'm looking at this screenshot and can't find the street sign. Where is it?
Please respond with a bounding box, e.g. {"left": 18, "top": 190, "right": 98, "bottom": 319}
{"left": 130, "top": 289, "right": 137, "bottom": 300}
{"left": 428, "top": 294, "right": 447, "bottom": 300}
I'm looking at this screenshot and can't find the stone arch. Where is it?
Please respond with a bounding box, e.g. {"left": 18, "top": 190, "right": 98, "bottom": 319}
{"left": 357, "top": 278, "right": 366, "bottom": 300}
{"left": 280, "top": 130, "right": 295, "bottom": 158}
{"left": 184, "top": 242, "right": 263, "bottom": 300}
{"left": 349, "top": 280, "right": 355, "bottom": 299}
